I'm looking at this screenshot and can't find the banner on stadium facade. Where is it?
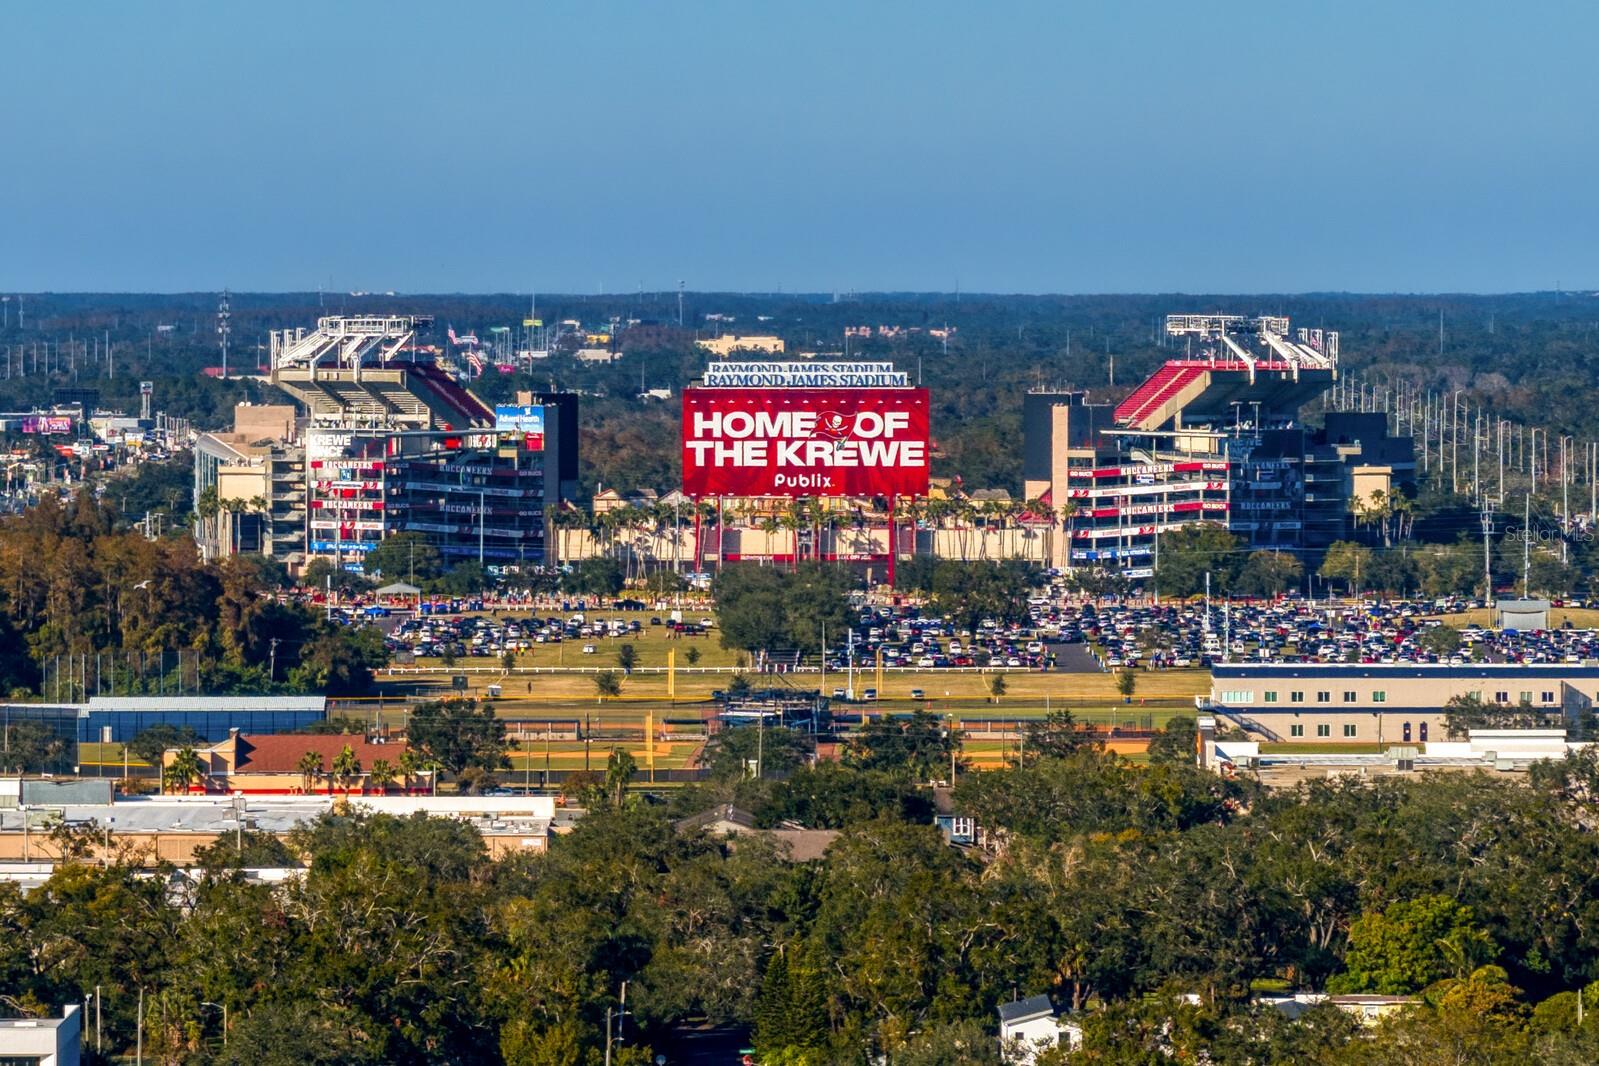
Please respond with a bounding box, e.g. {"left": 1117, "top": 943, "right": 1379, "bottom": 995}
{"left": 682, "top": 387, "right": 930, "bottom": 498}
{"left": 703, "top": 362, "right": 908, "bottom": 388}
{"left": 494, "top": 405, "right": 545, "bottom": 433}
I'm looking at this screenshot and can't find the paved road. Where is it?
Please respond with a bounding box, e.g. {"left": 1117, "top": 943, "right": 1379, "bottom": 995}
{"left": 1049, "top": 641, "right": 1103, "bottom": 673}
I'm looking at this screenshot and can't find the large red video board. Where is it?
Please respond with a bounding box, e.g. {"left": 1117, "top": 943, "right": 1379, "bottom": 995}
{"left": 682, "top": 388, "right": 930, "bottom": 498}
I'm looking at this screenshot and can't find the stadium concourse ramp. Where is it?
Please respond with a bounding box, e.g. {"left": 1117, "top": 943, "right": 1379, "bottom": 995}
{"left": 1113, "top": 359, "right": 1333, "bottom": 433}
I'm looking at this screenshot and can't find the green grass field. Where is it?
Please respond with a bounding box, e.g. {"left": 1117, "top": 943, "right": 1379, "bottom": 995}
{"left": 381, "top": 619, "right": 1209, "bottom": 710}
{"left": 76, "top": 617, "right": 1204, "bottom": 779}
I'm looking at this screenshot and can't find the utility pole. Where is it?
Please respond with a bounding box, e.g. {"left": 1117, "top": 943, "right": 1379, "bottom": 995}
{"left": 1563, "top": 436, "right": 1571, "bottom": 562}
{"left": 1473, "top": 411, "right": 1480, "bottom": 503}
{"left": 1524, "top": 494, "right": 1532, "bottom": 599}
{"left": 1480, "top": 503, "right": 1494, "bottom": 599}
{"left": 269, "top": 638, "right": 280, "bottom": 682}
{"left": 950, "top": 712, "right": 958, "bottom": 784}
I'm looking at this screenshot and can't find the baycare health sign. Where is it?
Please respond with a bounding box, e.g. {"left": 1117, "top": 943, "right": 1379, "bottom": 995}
{"left": 682, "top": 387, "right": 930, "bottom": 498}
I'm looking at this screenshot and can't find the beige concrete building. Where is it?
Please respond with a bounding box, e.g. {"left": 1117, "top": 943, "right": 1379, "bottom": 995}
{"left": 1207, "top": 663, "right": 1599, "bottom": 744}
{"left": 162, "top": 732, "right": 419, "bottom": 795}
{"left": 193, "top": 403, "right": 306, "bottom": 562}
{"left": 1021, "top": 390, "right": 1113, "bottom": 569}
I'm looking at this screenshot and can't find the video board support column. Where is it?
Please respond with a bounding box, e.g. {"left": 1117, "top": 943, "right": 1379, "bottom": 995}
{"left": 693, "top": 507, "right": 703, "bottom": 575}
{"left": 887, "top": 495, "right": 897, "bottom": 587}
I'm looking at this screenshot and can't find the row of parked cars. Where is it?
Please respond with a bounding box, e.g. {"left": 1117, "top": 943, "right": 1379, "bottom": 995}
{"left": 377, "top": 585, "right": 1599, "bottom": 672}
{"left": 818, "top": 609, "right": 1057, "bottom": 671}
{"left": 389, "top": 612, "right": 717, "bottom": 658}
{"left": 1058, "top": 595, "right": 1599, "bottom": 667}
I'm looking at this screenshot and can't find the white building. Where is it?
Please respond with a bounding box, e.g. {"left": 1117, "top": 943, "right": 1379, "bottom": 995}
{"left": 998, "top": 995, "right": 1080, "bottom": 1064}
{"left": 0, "top": 1005, "right": 80, "bottom": 1066}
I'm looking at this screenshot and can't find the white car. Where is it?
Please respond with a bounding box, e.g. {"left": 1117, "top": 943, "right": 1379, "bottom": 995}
{"left": 582, "top": 643, "right": 597, "bottom": 654}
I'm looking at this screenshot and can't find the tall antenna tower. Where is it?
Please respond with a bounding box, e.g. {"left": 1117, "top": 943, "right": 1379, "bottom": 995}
{"left": 217, "top": 289, "right": 232, "bottom": 378}
{"left": 677, "top": 281, "right": 684, "bottom": 328}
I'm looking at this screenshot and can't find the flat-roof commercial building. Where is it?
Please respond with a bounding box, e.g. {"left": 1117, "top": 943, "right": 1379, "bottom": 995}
{"left": 0, "top": 1004, "right": 80, "bottom": 1066}
{"left": 1206, "top": 663, "right": 1599, "bottom": 743}
{"left": 0, "top": 794, "right": 557, "bottom": 865}
{"left": 0, "top": 696, "right": 328, "bottom": 771}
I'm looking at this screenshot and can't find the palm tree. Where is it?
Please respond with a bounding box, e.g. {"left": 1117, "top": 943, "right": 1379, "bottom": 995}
{"left": 195, "top": 486, "right": 220, "bottom": 549}
{"left": 1024, "top": 498, "right": 1054, "bottom": 565}
{"left": 694, "top": 500, "right": 719, "bottom": 572}
{"left": 953, "top": 498, "right": 978, "bottom": 560}
{"left": 1059, "top": 499, "right": 1080, "bottom": 572}
{"left": 1392, "top": 493, "right": 1416, "bottom": 541}
{"left": 163, "top": 746, "right": 203, "bottom": 794}
{"left": 296, "top": 751, "right": 325, "bottom": 795}
{"left": 1001, "top": 499, "right": 1023, "bottom": 559}
{"left": 591, "top": 508, "right": 619, "bottom": 566}
{"left": 397, "top": 748, "right": 423, "bottom": 794}
{"left": 331, "top": 743, "right": 362, "bottom": 795}
{"left": 759, "top": 514, "right": 782, "bottom": 565}
{"left": 218, "top": 497, "right": 245, "bottom": 556}
{"left": 924, "top": 496, "right": 952, "bottom": 559}
{"left": 815, "top": 500, "right": 839, "bottom": 561}
{"left": 367, "top": 757, "right": 396, "bottom": 795}
{"left": 898, "top": 496, "right": 925, "bottom": 563}
{"left": 781, "top": 500, "right": 807, "bottom": 567}
{"left": 549, "top": 505, "right": 587, "bottom": 566}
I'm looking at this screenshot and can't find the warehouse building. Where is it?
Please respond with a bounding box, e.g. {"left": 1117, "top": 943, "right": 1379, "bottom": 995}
{"left": 0, "top": 696, "right": 328, "bottom": 770}
{"left": 1204, "top": 662, "right": 1599, "bottom": 743}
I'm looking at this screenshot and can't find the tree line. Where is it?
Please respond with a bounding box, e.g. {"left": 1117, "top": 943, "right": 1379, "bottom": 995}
{"left": 0, "top": 490, "right": 388, "bottom": 709}
{"left": 8, "top": 719, "right": 1599, "bottom": 1062}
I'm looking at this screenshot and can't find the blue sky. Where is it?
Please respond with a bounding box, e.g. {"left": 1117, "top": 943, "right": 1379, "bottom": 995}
{"left": 4, "top": 1, "right": 1594, "bottom": 293}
